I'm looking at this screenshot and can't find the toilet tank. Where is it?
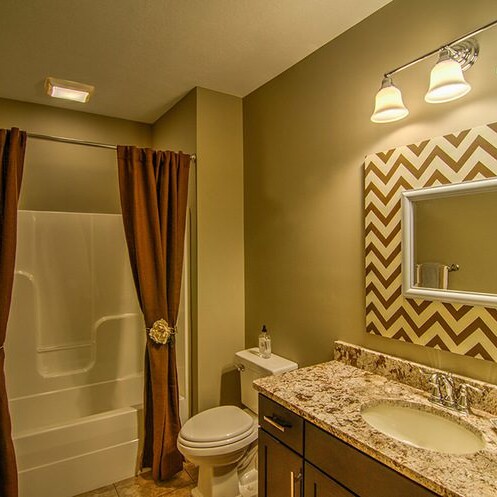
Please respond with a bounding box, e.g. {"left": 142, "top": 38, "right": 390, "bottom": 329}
{"left": 235, "top": 348, "right": 298, "bottom": 414}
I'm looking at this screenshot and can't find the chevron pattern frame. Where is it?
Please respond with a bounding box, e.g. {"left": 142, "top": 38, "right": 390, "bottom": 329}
{"left": 365, "top": 122, "right": 497, "bottom": 361}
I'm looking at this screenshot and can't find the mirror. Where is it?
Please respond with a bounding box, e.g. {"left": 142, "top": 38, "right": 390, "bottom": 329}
{"left": 402, "top": 177, "right": 497, "bottom": 307}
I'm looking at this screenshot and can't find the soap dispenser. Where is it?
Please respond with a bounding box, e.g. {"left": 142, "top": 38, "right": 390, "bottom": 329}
{"left": 258, "top": 325, "right": 271, "bottom": 358}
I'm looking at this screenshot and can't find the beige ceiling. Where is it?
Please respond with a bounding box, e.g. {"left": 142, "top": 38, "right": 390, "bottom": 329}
{"left": 0, "top": 0, "right": 391, "bottom": 123}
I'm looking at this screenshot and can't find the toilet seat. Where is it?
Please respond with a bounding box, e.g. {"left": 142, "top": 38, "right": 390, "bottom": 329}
{"left": 178, "top": 425, "right": 258, "bottom": 457}
{"left": 181, "top": 405, "right": 254, "bottom": 444}
{"left": 178, "top": 406, "right": 258, "bottom": 458}
{"left": 179, "top": 424, "right": 255, "bottom": 448}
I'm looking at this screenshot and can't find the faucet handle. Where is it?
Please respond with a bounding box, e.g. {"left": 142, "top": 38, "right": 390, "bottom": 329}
{"left": 456, "top": 383, "right": 483, "bottom": 414}
{"left": 419, "top": 368, "right": 438, "bottom": 382}
{"left": 459, "top": 383, "right": 483, "bottom": 397}
{"left": 443, "top": 372, "right": 454, "bottom": 384}
{"left": 419, "top": 369, "right": 442, "bottom": 403}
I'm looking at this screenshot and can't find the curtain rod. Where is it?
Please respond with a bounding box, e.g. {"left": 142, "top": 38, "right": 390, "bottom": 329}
{"left": 26, "top": 132, "right": 196, "bottom": 161}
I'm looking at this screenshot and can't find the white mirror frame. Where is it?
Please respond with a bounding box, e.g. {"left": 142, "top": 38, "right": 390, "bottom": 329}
{"left": 402, "top": 177, "right": 497, "bottom": 308}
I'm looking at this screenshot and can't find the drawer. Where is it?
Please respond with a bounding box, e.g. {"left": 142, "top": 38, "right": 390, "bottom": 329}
{"left": 305, "top": 422, "right": 438, "bottom": 497}
{"left": 304, "top": 463, "right": 355, "bottom": 497}
{"left": 259, "top": 395, "right": 304, "bottom": 455}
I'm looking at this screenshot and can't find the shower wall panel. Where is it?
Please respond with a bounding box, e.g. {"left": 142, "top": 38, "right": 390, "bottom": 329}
{"left": 7, "top": 210, "right": 144, "bottom": 392}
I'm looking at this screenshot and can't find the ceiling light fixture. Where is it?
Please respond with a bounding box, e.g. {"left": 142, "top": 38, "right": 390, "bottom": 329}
{"left": 371, "top": 19, "right": 496, "bottom": 123}
{"left": 45, "top": 77, "right": 95, "bottom": 103}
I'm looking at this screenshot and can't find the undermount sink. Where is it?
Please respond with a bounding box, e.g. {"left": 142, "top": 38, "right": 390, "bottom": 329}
{"left": 361, "top": 401, "right": 485, "bottom": 455}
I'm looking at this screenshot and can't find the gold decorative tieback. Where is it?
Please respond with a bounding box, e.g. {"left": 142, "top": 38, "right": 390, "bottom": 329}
{"left": 147, "top": 319, "right": 176, "bottom": 345}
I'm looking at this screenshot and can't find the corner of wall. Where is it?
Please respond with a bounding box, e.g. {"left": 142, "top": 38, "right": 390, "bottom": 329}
{"left": 195, "top": 88, "right": 245, "bottom": 411}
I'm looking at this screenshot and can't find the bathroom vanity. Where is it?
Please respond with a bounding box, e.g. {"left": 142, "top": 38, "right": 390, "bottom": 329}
{"left": 254, "top": 343, "right": 497, "bottom": 497}
{"left": 258, "top": 395, "right": 437, "bottom": 497}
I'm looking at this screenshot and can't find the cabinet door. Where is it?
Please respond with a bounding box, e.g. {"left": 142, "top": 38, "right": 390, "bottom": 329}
{"left": 259, "top": 429, "right": 303, "bottom": 497}
{"left": 305, "top": 422, "right": 438, "bottom": 497}
{"left": 304, "top": 463, "right": 356, "bottom": 497}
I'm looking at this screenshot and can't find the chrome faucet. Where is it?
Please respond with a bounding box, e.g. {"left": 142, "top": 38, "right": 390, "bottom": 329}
{"left": 422, "top": 370, "right": 482, "bottom": 414}
{"left": 425, "top": 372, "right": 443, "bottom": 404}
{"left": 440, "top": 373, "right": 456, "bottom": 408}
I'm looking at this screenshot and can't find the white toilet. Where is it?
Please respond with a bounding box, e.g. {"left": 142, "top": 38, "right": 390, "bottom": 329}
{"left": 177, "top": 347, "right": 297, "bottom": 497}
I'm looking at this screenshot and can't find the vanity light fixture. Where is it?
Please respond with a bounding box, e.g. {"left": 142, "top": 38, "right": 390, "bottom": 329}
{"left": 371, "top": 77, "right": 409, "bottom": 123}
{"left": 45, "top": 77, "right": 95, "bottom": 103}
{"left": 425, "top": 41, "right": 477, "bottom": 104}
{"left": 371, "top": 19, "right": 496, "bottom": 123}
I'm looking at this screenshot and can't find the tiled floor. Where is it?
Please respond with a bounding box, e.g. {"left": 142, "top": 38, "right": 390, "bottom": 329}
{"left": 75, "top": 463, "right": 198, "bottom": 497}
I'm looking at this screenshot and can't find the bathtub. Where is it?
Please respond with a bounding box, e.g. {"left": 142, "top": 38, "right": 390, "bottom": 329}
{"left": 10, "top": 376, "right": 188, "bottom": 497}
{"left": 12, "top": 377, "right": 143, "bottom": 497}
{"left": 5, "top": 211, "right": 191, "bottom": 497}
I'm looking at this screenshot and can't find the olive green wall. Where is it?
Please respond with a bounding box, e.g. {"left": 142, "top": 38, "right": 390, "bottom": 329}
{"left": 0, "top": 97, "right": 151, "bottom": 213}
{"left": 243, "top": 0, "right": 497, "bottom": 383}
{"left": 196, "top": 88, "right": 245, "bottom": 412}
{"left": 154, "top": 88, "right": 245, "bottom": 413}
{"left": 152, "top": 90, "right": 197, "bottom": 154}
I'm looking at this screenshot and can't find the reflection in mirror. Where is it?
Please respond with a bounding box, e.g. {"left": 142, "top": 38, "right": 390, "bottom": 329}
{"left": 415, "top": 191, "right": 497, "bottom": 294}
{"left": 402, "top": 178, "right": 497, "bottom": 307}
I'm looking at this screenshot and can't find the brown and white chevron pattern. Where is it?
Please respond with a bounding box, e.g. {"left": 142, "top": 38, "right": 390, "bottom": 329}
{"left": 365, "top": 122, "right": 497, "bottom": 361}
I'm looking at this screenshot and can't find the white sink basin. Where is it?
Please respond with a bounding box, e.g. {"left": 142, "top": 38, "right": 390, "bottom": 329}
{"left": 361, "top": 401, "right": 485, "bottom": 454}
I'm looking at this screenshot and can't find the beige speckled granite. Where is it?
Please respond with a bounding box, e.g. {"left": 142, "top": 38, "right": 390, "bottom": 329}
{"left": 334, "top": 341, "right": 497, "bottom": 416}
{"left": 254, "top": 361, "right": 497, "bottom": 497}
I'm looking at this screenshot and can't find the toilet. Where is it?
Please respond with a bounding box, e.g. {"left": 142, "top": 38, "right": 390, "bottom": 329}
{"left": 177, "top": 347, "right": 297, "bottom": 497}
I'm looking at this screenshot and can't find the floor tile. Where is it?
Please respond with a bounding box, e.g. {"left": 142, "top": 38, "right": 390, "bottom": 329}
{"left": 115, "top": 469, "right": 193, "bottom": 497}
{"left": 168, "top": 484, "right": 195, "bottom": 497}
{"left": 73, "top": 485, "right": 119, "bottom": 497}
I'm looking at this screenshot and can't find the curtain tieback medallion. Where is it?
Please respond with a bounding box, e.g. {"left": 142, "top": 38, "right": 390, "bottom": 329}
{"left": 147, "top": 318, "right": 176, "bottom": 345}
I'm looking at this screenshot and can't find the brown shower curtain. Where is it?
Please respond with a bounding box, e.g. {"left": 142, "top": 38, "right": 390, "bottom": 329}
{"left": 0, "top": 128, "right": 26, "bottom": 497}
{"left": 117, "top": 146, "right": 190, "bottom": 482}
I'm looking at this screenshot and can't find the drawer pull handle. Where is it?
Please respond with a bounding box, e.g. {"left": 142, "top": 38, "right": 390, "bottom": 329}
{"left": 290, "top": 470, "right": 302, "bottom": 497}
{"left": 263, "top": 415, "right": 291, "bottom": 432}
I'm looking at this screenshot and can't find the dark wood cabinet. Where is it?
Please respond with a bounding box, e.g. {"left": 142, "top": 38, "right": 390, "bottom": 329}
{"left": 305, "top": 422, "right": 437, "bottom": 497}
{"left": 304, "top": 463, "right": 355, "bottom": 497}
{"left": 258, "top": 395, "right": 439, "bottom": 497}
{"left": 258, "top": 429, "right": 303, "bottom": 497}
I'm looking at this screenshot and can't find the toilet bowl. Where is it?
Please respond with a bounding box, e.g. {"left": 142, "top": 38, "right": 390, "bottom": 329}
{"left": 178, "top": 348, "right": 297, "bottom": 497}
{"left": 178, "top": 406, "right": 258, "bottom": 497}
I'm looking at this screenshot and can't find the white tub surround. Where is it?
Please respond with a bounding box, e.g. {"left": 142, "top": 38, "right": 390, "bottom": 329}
{"left": 5, "top": 210, "right": 190, "bottom": 497}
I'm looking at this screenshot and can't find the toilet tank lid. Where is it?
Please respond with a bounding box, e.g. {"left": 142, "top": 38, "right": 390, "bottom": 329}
{"left": 235, "top": 348, "right": 298, "bottom": 375}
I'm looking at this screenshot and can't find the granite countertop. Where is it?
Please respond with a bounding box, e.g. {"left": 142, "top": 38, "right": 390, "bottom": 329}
{"left": 253, "top": 360, "right": 497, "bottom": 497}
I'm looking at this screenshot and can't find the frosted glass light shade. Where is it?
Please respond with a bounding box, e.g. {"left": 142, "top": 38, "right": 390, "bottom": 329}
{"left": 425, "top": 57, "right": 471, "bottom": 104}
{"left": 371, "top": 78, "right": 409, "bottom": 123}
{"left": 45, "top": 77, "right": 94, "bottom": 103}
